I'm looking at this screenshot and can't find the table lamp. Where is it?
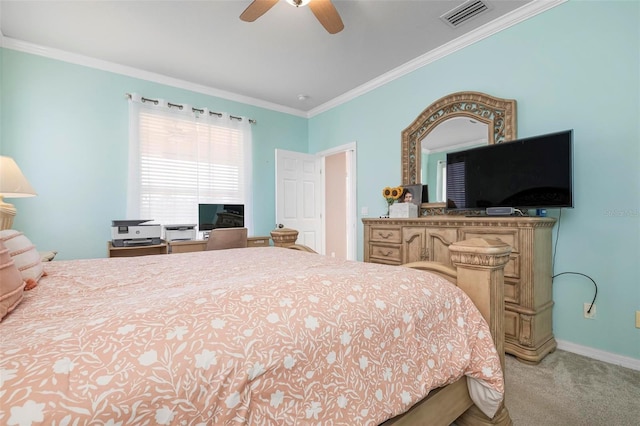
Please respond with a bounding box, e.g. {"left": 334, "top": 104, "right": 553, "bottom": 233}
{"left": 0, "top": 156, "right": 37, "bottom": 230}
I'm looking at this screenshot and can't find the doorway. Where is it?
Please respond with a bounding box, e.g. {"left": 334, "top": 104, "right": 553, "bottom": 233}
{"left": 275, "top": 142, "right": 357, "bottom": 260}
{"left": 319, "top": 143, "right": 357, "bottom": 261}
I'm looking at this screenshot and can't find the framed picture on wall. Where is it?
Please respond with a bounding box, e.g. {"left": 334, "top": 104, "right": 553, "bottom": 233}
{"left": 400, "top": 184, "right": 423, "bottom": 206}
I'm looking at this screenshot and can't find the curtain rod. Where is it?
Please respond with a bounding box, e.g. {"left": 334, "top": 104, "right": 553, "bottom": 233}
{"left": 125, "top": 93, "right": 256, "bottom": 124}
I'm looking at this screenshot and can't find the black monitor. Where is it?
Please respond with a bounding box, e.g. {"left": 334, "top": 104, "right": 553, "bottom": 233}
{"left": 198, "top": 204, "right": 244, "bottom": 231}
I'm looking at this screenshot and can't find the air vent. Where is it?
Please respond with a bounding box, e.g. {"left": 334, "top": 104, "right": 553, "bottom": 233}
{"left": 441, "top": 0, "right": 491, "bottom": 28}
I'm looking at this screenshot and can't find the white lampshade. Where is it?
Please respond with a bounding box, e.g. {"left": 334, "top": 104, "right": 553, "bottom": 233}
{"left": 0, "top": 156, "right": 37, "bottom": 230}
{"left": 0, "top": 156, "right": 37, "bottom": 197}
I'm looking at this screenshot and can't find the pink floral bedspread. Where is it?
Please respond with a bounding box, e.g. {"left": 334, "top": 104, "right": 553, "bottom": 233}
{"left": 0, "top": 247, "right": 503, "bottom": 425}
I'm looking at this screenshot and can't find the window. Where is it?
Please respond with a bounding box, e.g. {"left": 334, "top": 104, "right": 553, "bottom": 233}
{"left": 127, "top": 94, "right": 253, "bottom": 232}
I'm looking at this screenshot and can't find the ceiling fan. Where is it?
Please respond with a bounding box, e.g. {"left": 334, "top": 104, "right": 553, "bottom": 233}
{"left": 240, "top": 0, "right": 344, "bottom": 34}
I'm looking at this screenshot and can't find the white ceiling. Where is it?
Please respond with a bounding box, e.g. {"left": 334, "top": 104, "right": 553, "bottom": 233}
{"left": 1, "top": 0, "right": 554, "bottom": 116}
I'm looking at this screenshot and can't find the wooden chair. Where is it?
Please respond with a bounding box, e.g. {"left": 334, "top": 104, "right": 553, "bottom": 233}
{"left": 205, "top": 227, "right": 248, "bottom": 251}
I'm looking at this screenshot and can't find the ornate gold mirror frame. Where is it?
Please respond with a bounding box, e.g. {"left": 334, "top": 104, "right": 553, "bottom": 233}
{"left": 401, "top": 91, "right": 517, "bottom": 186}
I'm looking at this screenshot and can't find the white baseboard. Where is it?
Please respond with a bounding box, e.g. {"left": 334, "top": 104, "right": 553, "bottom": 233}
{"left": 556, "top": 339, "right": 640, "bottom": 371}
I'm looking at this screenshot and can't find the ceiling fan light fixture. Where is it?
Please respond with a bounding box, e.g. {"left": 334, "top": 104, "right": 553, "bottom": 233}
{"left": 286, "top": 0, "right": 311, "bottom": 7}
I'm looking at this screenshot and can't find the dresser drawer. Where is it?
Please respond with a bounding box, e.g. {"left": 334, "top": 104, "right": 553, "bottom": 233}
{"left": 369, "top": 226, "right": 402, "bottom": 244}
{"left": 369, "top": 243, "right": 402, "bottom": 264}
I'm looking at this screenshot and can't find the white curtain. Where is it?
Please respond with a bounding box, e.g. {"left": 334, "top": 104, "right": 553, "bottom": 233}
{"left": 127, "top": 93, "right": 253, "bottom": 234}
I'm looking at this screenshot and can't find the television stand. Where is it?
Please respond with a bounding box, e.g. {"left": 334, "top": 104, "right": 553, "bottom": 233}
{"left": 362, "top": 215, "right": 558, "bottom": 364}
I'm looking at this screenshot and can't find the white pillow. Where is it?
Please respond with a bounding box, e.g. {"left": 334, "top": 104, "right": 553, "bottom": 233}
{"left": 40, "top": 250, "right": 58, "bottom": 262}
{"left": 0, "top": 230, "right": 44, "bottom": 285}
{"left": 0, "top": 239, "right": 25, "bottom": 320}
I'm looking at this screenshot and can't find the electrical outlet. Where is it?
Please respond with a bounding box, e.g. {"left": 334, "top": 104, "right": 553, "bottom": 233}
{"left": 583, "top": 303, "right": 596, "bottom": 319}
{"left": 636, "top": 311, "right": 640, "bottom": 328}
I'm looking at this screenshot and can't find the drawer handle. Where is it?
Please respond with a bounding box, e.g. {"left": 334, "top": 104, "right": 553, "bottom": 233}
{"left": 380, "top": 250, "right": 393, "bottom": 257}
{"left": 377, "top": 231, "right": 393, "bottom": 239}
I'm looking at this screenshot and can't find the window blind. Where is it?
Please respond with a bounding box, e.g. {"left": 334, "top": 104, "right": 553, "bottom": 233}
{"left": 446, "top": 160, "right": 466, "bottom": 209}
{"left": 128, "top": 95, "right": 252, "bottom": 230}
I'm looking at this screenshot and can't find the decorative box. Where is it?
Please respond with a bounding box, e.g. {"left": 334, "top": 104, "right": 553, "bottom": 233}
{"left": 389, "top": 202, "right": 418, "bottom": 218}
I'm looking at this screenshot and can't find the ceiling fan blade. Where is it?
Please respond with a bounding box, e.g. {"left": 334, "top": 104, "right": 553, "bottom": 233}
{"left": 308, "top": 0, "right": 344, "bottom": 34}
{"left": 240, "top": 0, "right": 279, "bottom": 22}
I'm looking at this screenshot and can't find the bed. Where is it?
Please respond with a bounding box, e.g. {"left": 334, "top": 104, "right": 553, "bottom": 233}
{"left": 0, "top": 237, "right": 512, "bottom": 425}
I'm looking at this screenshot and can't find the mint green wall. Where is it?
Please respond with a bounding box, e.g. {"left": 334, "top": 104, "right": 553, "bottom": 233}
{"left": 309, "top": 0, "right": 639, "bottom": 360}
{"left": 0, "top": 49, "right": 308, "bottom": 260}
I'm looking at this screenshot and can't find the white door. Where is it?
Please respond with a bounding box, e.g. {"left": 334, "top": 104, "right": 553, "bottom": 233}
{"left": 275, "top": 149, "right": 322, "bottom": 253}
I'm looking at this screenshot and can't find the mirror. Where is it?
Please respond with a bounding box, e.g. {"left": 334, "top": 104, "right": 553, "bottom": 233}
{"left": 401, "top": 91, "right": 517, "bottom": 206}
{"left": 421, "top": 117, "right": 488, "bottom": 202}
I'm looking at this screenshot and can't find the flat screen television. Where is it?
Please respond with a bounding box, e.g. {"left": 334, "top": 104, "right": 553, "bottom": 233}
{"left": 198, "top": 204, "right": 245, "bottom": 231}
{"left": 446, "top": 130, "right": 573, "bottom": 212}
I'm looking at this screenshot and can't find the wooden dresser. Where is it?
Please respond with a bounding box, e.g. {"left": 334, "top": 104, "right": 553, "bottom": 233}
{"left": 363, "top": 216, "right": 557, "bottom": 364}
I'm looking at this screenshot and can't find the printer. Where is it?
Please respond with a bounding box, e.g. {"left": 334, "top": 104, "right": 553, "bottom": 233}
{"left": 111, "top": 220, "right": 162, "bottom": 247}
{"left": 164, "top": 224, "right": 197, "bottom": 242}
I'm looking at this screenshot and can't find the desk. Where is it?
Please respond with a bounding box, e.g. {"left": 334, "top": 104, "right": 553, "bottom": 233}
{"left": 107, "top": 242, "right": 168, "bottom": 258}
{"left": 169, "top": 240, "right": 207, "bottom": 254}
{"left": 108, "top": 237, "right": 272, "bottom": 257}
{"left": 247, "top": 236, "right": 271, "bottom": 247}
{"left": 169, "top": 236, "right": 271, "bottom": 254}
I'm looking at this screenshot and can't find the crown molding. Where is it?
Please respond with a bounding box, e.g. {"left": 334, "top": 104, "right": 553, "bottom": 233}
{"left": 1, "top": 36, "right": 308, "bottom": 119}
{"left": 308, "top": 0, "right": 567, "bottom": 118}
{"left": 1, "top": 0, "right": 565, "bottom": 120}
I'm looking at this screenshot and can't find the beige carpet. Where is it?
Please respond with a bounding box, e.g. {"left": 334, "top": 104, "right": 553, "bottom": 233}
{"left": 504, "top": 350, "right": 640, "bottom": 425}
